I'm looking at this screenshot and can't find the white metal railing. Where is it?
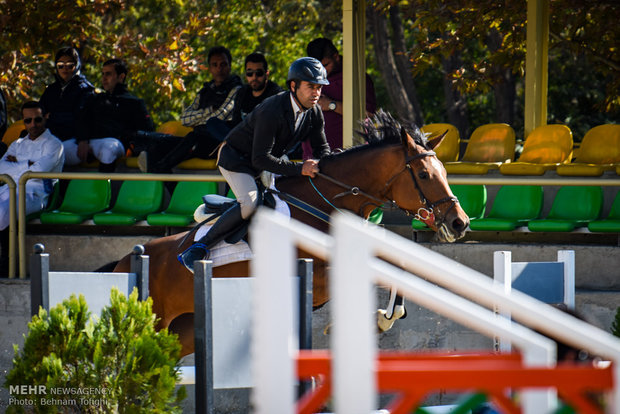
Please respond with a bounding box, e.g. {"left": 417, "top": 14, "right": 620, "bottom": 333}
{"left": 251, "top": 208, "right": 620, "bottom": 414}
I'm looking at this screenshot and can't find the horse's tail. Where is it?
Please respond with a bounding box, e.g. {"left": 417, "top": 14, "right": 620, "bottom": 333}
{"left": 95, "top": 261, "right": 119, "bottom": 272}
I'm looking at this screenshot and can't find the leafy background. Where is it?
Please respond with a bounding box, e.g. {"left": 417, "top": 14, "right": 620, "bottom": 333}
{"left": 1, "top": 0, "right": 618, "bottom": 141}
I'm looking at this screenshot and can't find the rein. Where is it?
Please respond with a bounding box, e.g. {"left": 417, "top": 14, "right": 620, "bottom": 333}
{"left": 306, "top": 148, "right": 458, "bottom": 226}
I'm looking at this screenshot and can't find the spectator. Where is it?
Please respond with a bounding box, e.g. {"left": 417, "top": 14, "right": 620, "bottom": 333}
{"left": 75, "top": 58, "right": 154, "bottom": 172}
{"left": 40, "top": 46, "right": 95, "bottom": 142}
{"left": 0, "top": 101, "right": 64, "bottom": 271}
{"left": 136, "top": 46, "right": 242, "bottom": 173}
{"left": 230, "top": 52, "right": 283, "bottom": 125}
{"left": 178, "top": 57, "right": 331, "bottom": 273}
{"left": 302, "top": 37, "right": 377, "bottom": 159}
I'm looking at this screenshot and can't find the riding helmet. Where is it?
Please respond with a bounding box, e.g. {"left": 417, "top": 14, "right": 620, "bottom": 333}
{"left": 287, "top": 57, "right": 329, "bottom": 86}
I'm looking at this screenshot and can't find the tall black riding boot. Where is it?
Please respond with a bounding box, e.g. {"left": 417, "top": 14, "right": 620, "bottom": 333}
{"left": 177, "top": 203, "right": 246, "bottom": 273}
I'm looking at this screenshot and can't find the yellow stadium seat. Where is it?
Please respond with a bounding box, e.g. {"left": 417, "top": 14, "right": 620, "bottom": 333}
{"left": 444, "top": 123, "right": 515, "bottom": 174}
{"left": 499, "top": 124, "right": 573, "bottom": 176}
{"left": 156, "top": 120, "right": 193, "bottom": 137}
{"left": 2, "top": 120, "right": 25, "bottom": 146}
{"left": 556, "top": 124, "right": 620, "bottom": 177}
{"left": 175, "top": 158, "right": 218, "bottom": 170}
{"left": 421, "top": 123, "right": 460, "bottom": 163}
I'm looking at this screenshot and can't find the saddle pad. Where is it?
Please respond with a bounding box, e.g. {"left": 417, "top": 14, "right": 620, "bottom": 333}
{"left": 194, "top": 192, "right": 290, "bottom": 267}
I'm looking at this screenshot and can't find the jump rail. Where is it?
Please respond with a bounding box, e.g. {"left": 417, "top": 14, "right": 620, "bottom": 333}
{"left": 250, "top": 208, "right": 620, "bottom": 414}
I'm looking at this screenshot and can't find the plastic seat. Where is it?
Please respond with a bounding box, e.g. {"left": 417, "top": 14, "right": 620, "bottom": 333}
{"left": 469, "top": 186, "right": 543, "bottom": 231}
{"left": 412, "top": 185, "right": 486, "bottom": 229}
{"left": 146, "top": 181, "right": 218, "bottom": 226}
{"left": 588, "top": 191, "right": 620, "bottom": 233}
{"left": 527, "top": 186, "right": 603, "bottom": 232}
{"left": 421, "top": 123, "right": 460, "bottom": 162}
{"left": 39, "top": 180, "right": 111, "bottom": 224}
{"left": 499, "top": 124, "right": 573, "bottom": 175}
{"left": 93, "top": 180, "right": 164, "bottom": 225}
{"left": 125, "top": 121, "right": 193, "bottom": 168}
{"left": 2, "top": 120, "right": 25, "bottom": 146}
{"left": 175, "top": 158, "right": 218, "bottom": 170}
{"left": 556, "top": 124, "right": 620, "bottom": 177}
{"left": 26, "top": 182, "right": 62, "bottom": 222}
{"left": 156, "top": 120, "right": 193, "bottom": 136}
{"left": 444, "top": 124, "right": 515, "bottom": 174}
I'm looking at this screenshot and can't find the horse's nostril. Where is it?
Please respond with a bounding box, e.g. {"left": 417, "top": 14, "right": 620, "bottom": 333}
{"left": 452, "top": 218, "right": 466, "bottom": 232}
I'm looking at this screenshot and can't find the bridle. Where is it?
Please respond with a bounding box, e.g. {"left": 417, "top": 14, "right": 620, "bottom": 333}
{"left": 309, "top": 144, "right": 459, "bottom": 228}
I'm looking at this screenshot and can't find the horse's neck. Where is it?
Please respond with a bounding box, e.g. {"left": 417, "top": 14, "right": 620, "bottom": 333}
{"left": 276, "top": 146, "right": 400, "bottom": 223}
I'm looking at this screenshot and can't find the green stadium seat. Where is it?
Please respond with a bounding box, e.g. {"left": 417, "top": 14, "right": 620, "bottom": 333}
{"left": 39, "top": 179, "right": 111, "bottom": 224}
{"left": 588, "top": 191, "right": 620, "bottom": 233}
{"left": 412, "top": 185, "right": 486, "bottom": 229}
{"left": 367, "top": 207, "right": 383, "bottom": 224}
{"left": 146, "top": 181, "right": 218, "bottom": 226}
{"left": 27, "top": 182, "right": 61, "bottom": 221}
{"left": 93, "top": 180, "right": 164, "bottom": 225}
{"left": 527, "top": 186, "right": 603, "bottom": 232}
{"left": 469, "top": 185, "right": 543, "bottom": 231}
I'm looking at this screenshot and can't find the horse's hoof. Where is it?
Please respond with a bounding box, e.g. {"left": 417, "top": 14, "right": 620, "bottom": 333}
{"left": 377, "top": 305, "right": 406, "bottom": 333}
{"left": 377, "top": 309, "right": 396, "bottom": 332}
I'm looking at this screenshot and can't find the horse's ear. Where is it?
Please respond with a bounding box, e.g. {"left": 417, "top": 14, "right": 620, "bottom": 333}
{"left": 427, "top": 130, "right": 448, "bottom": 150}
{"left": 400, "top": 126, "right": 409, "bottom": 146}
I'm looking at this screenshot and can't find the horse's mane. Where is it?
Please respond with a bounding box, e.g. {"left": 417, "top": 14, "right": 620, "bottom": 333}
{"left": 319, "top": 110, "right": 428, "bottom": 163}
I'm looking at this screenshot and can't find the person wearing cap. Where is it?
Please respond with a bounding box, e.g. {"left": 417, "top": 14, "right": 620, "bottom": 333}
{"left": 178, "top": 56, "right": 331, "bottom": 273}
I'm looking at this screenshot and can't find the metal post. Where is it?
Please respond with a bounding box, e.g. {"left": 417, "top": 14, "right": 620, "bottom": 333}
{"left": 194, "top": 260, "right": 214, "bottom": 414}
{"left": 129, "top": 244, "right": 149, "bottom": 301}
{"left": 29, "top": 243, "right": 49, "bottom": 316}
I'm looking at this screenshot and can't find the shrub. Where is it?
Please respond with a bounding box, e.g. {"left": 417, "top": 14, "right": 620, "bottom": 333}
{"left": 612, "top": 306, "right": 620, "bottom": 338}
{"left": 4, "top": 288, "right": 185, "bottom": 413}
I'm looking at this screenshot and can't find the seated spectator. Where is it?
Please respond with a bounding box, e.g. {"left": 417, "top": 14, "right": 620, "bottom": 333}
{"left": 40, "top": 46, "right": 95, "bottom": 144}
{"left": 74, "top": 58, "right": 154, "bottom": 172}
{"left": 230, "top": 52, "right": 283, "bottom": 125}
{"left": 301, "top": 37, "right": 377, "bottom": 159}
{"left": 0, "top": 101, "right": 64, "bottom": 272}
{"left": 135, "top": 46, "right": 242, "bottom": 173}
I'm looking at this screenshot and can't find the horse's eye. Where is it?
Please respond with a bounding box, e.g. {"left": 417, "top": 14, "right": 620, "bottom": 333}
{"left": 418, "top": 171, "right": 429, "bottom": 179}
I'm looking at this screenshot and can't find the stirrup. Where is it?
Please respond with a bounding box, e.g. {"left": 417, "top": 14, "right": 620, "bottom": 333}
{"left": 177, "top": 243, "right": 209, "bottom": 274}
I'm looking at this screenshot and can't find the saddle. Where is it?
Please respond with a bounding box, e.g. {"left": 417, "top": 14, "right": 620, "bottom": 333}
{"left": 195, "top": 186, "right": 278, "bottom": 245}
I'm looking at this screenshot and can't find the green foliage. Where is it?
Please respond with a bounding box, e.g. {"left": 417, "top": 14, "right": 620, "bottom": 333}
{"left": 612, "top": 307, "right": 620, "bottom": 338}
{"left": 3, "top": 289, "right": 184, "bottom": 413}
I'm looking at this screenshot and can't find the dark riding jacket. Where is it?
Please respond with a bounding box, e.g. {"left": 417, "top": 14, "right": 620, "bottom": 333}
{"left": 76, "top": 83, "right": 154, "bottom": 146}
{"left": 218, "top": 91, "right": 331, "bottom": 177}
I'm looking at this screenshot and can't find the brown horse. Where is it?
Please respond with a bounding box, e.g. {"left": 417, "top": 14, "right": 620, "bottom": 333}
{"left": 114, "top": 112, "right": 470, "bottom": 356}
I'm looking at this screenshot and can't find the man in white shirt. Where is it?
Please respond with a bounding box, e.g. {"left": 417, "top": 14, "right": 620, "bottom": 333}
{"left": 0, "top": 101, "right": 64, "bottom": 270}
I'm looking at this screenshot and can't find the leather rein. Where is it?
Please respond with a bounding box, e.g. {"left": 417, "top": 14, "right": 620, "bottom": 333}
{"left": 309, "top": 148, "right": 459, "bottom": 226}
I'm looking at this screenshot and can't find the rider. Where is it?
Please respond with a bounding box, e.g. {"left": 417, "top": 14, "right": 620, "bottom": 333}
{"left": 178, "top": 57, "right": 332, "bottom": 272}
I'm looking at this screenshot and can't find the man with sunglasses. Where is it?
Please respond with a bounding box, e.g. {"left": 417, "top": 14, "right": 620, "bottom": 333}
{"left": 40, "top": 47, "right": 95, "bottom": 145}
{"left": 230, "top": 52, "right": 283, "bottom": 125}
{"left": 0, "top": 101, "right": 64, "bottom": 272}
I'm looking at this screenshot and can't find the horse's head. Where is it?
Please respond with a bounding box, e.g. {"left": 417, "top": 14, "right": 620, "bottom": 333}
{"left": 362, "top": 111, "right": 469, "bottom": 242}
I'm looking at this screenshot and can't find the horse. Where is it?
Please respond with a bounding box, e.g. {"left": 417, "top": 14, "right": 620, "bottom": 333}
{"left": 113, "top": 111, "right": 470, "bottom": 356}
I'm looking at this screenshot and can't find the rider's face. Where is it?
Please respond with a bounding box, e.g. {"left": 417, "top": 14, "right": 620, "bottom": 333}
{"left": 292, "top": 80, "right": 322, "bottom": 108}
